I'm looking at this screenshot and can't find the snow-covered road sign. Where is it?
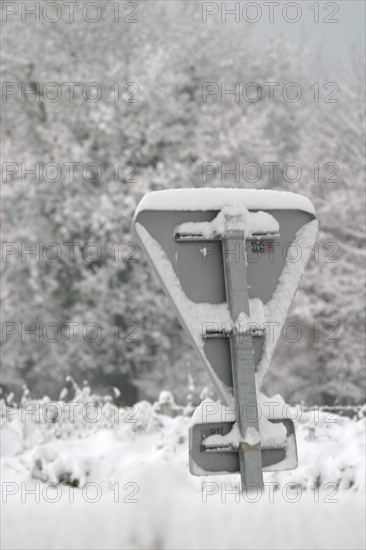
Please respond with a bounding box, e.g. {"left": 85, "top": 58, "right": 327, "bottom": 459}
{"left": 189, "top": 418, "right": 297, "bottom": 475}
{"left": 132, "top": 189, "right": 317, "bottom": 490}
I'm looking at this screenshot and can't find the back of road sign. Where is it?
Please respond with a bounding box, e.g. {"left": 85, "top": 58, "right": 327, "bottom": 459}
{"left": 132, "top": 188, "right": 317, "bottom": 489}
{"left": 131, "top": 188, "right": 318, "bottom": 405}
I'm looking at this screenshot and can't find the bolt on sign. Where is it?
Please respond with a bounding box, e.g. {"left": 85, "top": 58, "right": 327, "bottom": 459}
{"left": 132, "top": 189, "right": 318, "bottom": 491}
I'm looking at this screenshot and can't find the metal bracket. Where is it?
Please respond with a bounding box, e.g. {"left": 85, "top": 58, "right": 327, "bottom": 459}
{"left": 175, "top": 230, "right": 279, "bottom": 242}
{"left": 202, "top": 441, "right": 262, "bottom": 453}
{"left": 203, "top": 326, "right": 264, "bottom": 341}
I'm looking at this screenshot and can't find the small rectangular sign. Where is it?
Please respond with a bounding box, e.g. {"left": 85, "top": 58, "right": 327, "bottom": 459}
{"left": 189, "top": 419, "right": 297, "bottom": 475}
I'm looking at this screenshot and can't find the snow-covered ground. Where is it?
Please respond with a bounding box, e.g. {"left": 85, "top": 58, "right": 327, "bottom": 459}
{"left": 1, "top": 390, "right": 365, "bottom": 550}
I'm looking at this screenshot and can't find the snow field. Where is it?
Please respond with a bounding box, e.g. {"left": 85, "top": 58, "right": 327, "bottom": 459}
{"left": 1, "top": 396, "right": 365, "bottom": 550}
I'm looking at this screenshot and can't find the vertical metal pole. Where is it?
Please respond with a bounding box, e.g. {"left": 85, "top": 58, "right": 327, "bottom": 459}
{"left": 222, "top": 232, "right": 264, "bottom": 492}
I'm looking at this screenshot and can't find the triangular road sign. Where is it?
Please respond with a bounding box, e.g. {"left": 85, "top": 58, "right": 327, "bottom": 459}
{"left": 132, "top": 189, "right": 318, "bottom": 404}
{"left": 132, "top": 188, "right": 317, "bottom": 489}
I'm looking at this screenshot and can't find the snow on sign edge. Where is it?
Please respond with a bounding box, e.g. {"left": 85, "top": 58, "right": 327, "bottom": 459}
{"left": 256, "top": 219, "right": 319, "bottom": 385}
{"left": 134, "top": 188, "right": 316, "bottom": 217}
{"left": 134, "top": 222, "right": 235, "bottom": 406}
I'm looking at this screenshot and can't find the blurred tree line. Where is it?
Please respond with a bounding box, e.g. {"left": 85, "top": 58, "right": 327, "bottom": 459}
{"left": 1, "top": 1, "right": 365, "bottom": 404}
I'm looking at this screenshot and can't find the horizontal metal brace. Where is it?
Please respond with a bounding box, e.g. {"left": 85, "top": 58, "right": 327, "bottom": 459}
{"left": 202, "top": 441, "right": 262, "bottom": 453}
{"left": 175, "top": 232, "right": 220, "bottom": 242}
{"left": 175, "top": 231, "right": 279, "bottom": 242}
{"left": 203, "top": 327, "right": 264, "bottom": 341}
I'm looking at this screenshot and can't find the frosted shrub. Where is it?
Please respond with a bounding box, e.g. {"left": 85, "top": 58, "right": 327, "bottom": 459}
{"left": 0, "top": 378, "right": 165, "bottom": 450}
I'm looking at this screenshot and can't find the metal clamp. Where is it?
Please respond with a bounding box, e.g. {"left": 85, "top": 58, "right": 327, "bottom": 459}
{"left": 202, "top": 441, "right": 262, "bottom": 453}
{"left": 203, "top": 326, "right": 264, "bottom": 341}
{"left": 175, "top": 230, "right": 279, "bottom": 242}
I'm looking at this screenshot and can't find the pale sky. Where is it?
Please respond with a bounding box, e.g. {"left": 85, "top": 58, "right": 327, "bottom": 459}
{"left": 228, "top": 0, "right": 365, "bottom": 74}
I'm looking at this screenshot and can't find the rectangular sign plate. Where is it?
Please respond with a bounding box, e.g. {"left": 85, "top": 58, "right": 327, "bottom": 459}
{"left": 189, "top": 418, "right": 297, "bottom": 475}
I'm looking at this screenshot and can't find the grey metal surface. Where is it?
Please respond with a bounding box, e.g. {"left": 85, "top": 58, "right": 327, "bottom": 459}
{"left": 134, "top": 209, "right": 312, "bottom": 304}
{"left": 132, "top": 208, "right": 315, "bottom": 402}
{"left": 222, "top": 234, "right": 263, "bottom": 489}
{"left": 189, "top": 419, "right": 297, "bottom": 474}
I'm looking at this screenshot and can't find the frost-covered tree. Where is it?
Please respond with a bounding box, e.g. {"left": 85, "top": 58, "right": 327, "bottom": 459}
{"left": 1, "top": 1, "right": 364, "bottom": 404}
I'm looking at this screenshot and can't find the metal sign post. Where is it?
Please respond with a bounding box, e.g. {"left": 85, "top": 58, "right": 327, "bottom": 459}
{"left": 132, "top": 189, "right": 318, "bottom": 490}
{"left": 222, "top": 216, "right": 264, "bottom": 490}
{"left": 178, "top": 210, "right": 264, "bottom": 489}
